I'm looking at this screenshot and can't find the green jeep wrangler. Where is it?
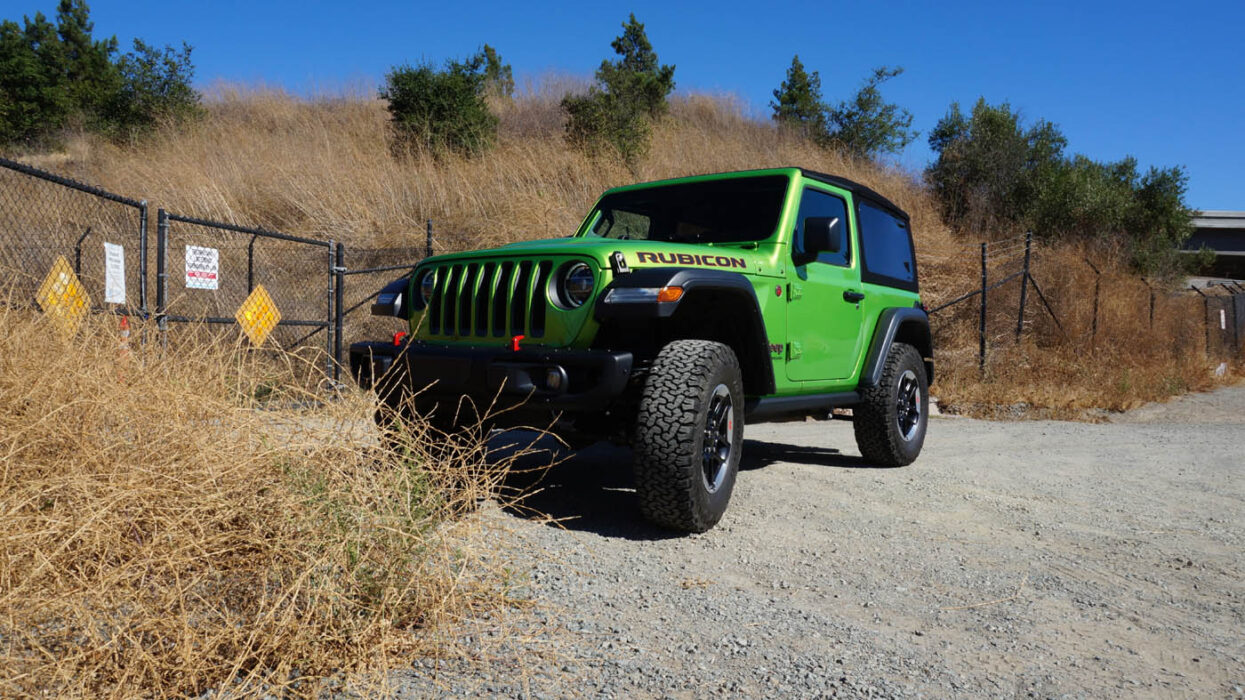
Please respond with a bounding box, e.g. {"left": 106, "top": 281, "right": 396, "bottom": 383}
{"left": 351, "top": 167, "right": 933, "bottom": 532}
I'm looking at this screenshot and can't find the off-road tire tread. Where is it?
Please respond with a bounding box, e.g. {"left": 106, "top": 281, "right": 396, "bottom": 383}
{"left": 854, "top": 342, "right": 927, "bottom": 468}
{"left": 633, "top": 340, "right": 742, "bottom": 532}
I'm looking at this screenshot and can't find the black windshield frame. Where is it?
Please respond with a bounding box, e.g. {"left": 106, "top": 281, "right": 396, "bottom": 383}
{"left": 583, "top": 175, "right": 790, "bottom": 244}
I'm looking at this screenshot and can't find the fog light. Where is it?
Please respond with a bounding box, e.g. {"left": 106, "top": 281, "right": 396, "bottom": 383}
{"left": 545, "top": 368, "right": 563, "bottom": 391}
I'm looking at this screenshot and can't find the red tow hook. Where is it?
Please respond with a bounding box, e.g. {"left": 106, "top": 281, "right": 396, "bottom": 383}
{"left": 511, "top": 334, "right": 525, "bottom": 352}
{"left": 393, "top": 331, "right": 407, "bottom": 346}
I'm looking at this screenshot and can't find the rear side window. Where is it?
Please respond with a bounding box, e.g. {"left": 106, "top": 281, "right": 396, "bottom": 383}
{"left": 858, "top": 200, "right": 917, "bottom": 290}
{"left": 793, "top": 188, "right": 850, "bottom": 267}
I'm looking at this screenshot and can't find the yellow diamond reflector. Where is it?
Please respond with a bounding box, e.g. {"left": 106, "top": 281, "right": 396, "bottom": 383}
{"left": 36, "top": 255, "right": 91, "bottom": 337}
{"left": 235, "top": 284, "right": 281, "bottom": 346}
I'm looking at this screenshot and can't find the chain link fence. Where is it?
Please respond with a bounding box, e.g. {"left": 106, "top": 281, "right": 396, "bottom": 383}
{"left": 0, "top": 156, "right": 148, "bottom": 317}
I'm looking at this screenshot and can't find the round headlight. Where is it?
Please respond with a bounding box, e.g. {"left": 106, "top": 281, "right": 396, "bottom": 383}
{"left": 560, "top": 262, "right": 595, "bottom": 308}
{"left": 418, "top": 269, "right": 436, "bottom": 306}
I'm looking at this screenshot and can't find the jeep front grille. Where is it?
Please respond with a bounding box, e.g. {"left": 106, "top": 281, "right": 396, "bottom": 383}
{"left": 427, "top": 259, "right": 554, "bottom": 339}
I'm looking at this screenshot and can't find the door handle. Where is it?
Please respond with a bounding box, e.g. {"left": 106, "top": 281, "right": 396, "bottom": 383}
{"left": 843, "top": 290, "right": 865, "bottom": 303}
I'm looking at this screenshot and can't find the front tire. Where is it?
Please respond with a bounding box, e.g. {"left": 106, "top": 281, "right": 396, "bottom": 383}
{"left": 853, "top": 342, "right": 928, "bottom": 467}
{"left": 633, "top": 340, "right": 744, "bottom": 533}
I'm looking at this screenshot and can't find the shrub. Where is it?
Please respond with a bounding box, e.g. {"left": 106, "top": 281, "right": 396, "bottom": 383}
{"left": 563, "top": 13, "right": 675, "bottom": 170}
{"left": 381, "top": 53, "right": 500, "bottom": 157}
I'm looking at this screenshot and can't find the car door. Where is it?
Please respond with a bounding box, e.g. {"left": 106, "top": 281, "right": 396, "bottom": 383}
{"left": 784, "top": 185, "right": 867, "bottom": 382}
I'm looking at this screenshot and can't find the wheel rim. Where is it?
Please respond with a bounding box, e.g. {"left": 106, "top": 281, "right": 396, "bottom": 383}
{"left": 895, "top": 369, "right": 922, "bottom": 441}
{"left": 702, "top": 383, "right": 734, "bottom": 493}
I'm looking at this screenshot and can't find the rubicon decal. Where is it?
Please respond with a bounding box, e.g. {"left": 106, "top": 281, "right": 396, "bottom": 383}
{"left": 635, "top": 251, "right": 748, "bottom": 269}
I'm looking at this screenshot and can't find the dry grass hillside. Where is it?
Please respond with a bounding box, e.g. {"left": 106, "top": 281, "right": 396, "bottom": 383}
{"left": 29, "top": 84, "right": 1240, "bottom": 414}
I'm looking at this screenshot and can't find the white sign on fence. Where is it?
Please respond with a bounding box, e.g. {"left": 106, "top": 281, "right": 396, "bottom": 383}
{"left": 103, "top": 242, "right": 125, "bottom": 304}
{"left": 185, "top": 245, "right": 220, "bottom": 290}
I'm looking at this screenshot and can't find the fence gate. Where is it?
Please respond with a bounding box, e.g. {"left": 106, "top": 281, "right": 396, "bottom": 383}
{"left": 155, "top": 209, "right": 338, "bottom": 377}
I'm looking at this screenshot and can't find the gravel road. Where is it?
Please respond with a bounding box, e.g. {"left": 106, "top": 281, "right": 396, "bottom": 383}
{"left": 395, "top": 385, "right": 1245, "bottom": 698}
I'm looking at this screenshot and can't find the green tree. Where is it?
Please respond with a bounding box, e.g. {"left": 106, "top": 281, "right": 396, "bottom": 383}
{"left": 0, "top": 1, "right": 199, "bottom": 144}
{"left": 108, "top": 39, "right": 200, "bottom": 137}
{"left": 479, "top": 44, "right": 514, "bottom": 98}
{"left": 825, "top": 66, "right": 917, "bottom": 157}
{"left": 381, "top": 55, "right": 498, "bottom": 157}
{"left": 563, "top": 13, "right": 675, "bottom": 170}
{"left": 54, "top": 0, "right": 119, "bottom": 125}
{"left": 770, "top": 54, "right": 828, "bottom": 143}
{"left": 0, "top": 12, "right": 71, "bottom": 143}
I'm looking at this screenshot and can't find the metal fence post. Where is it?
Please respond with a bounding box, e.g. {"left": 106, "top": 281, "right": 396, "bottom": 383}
{"left": 1086, "top": 258, "right": 1101, "bottom": 343}
{"left": 138, "top": 202, "right": 148, "bottom": 316}
{"left": 334, "top": 243, "right": 345, "bottom": 382}
{"left": 1190, "top": 285, "right": 1209, "bottom": 356}
{"left": 326, "top": 241, "right": 336, "bottom": 380}
{"left": 425, "top": 219, "right": 433, "bottom": 258}
{"left": 979, "top": 242, "right": 987, "bottom": 373}
{"left": 1142, "top": 278, "right": 1155, "bottom": 328}
{"left": 1015, "top": 232, "right": 1031, "bottom": 340}
{"left": 156, "top": 209, "right": 169, "bottom": 342}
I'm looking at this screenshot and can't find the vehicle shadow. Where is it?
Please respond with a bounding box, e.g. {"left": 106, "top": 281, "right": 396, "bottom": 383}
{"left": 487, "top": 429, "right": 884, "bottom": 540}
{"left": 739, "top": 438, "right": 879, "bottom": 470}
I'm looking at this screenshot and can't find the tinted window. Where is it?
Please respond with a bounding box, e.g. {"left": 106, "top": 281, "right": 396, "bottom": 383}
{"left": 583, "top": 176, "right": 788, "bottom": 244}
{"left": 858, "top": 200, "right": 916, "bottom": 288}
{"left": 793, "top": 188, "right": 849, "bottom": 267}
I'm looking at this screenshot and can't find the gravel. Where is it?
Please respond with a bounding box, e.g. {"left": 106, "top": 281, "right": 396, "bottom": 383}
{"left": 392, "top": 385, "right": 1245, "bottom": 698}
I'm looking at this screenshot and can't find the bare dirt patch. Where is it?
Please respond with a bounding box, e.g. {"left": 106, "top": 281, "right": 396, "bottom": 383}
{"left": 395, "top": 386, "right": 1245, "bottom": 697}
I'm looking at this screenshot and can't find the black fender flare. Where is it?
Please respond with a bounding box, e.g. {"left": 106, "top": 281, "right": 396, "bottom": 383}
{"left": 594, "top": 267, "right": 775, "bottom": 394}
{"left": 859, "top": 307, "right": 935, "bottom": 388}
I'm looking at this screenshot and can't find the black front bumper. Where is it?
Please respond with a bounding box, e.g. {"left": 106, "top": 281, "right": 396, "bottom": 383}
{"left": 350, "top": 340, "right": 634, "bottom": 412}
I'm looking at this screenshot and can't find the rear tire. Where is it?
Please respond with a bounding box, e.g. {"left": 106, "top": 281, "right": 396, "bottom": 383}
{"left": 853, "top": 342, "right": 928, "bottom": 467}
{"left": 633, "top": 340, "right": 744, "bottom": 533}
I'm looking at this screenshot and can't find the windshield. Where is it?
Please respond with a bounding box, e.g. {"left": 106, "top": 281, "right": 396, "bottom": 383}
{"left": 582, "top": 175, "right": 789, "bottom": 244}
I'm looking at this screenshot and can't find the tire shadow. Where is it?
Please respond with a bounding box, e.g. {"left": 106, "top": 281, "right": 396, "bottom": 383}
{"left": 487, "top": 430, "right": 680, "bottom": 541}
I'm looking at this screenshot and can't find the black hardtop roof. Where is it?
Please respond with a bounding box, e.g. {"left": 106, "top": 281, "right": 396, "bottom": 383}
{"left": 798, "top": 168, "right": 908, "bottom": 221}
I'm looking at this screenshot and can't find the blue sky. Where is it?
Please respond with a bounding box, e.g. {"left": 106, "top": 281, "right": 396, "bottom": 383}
{"left": 8, "top": 0, "right": 1242, "bottom": 208}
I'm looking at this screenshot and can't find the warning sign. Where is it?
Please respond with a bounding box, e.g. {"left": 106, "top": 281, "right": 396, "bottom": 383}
{"left": 104, "top": 242, "right": 125, "bottom": 304}
{"left": 235, "top": 284, "right": 281, "bottom": 346}
{"left": 36, "top": 256, "right": 91, "bottom": 337}
{"left": 186, "top": 245, "right": 219, "bottom": 289}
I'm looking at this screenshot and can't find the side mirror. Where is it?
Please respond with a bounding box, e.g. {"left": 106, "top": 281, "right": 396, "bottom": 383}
{"left": 795, "top": 216, "right": 841, "bottom": 265}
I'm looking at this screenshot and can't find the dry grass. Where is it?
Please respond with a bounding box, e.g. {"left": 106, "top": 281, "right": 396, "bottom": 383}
{"left": 19, "top": 83, "right": 1242, "bottom": 416}
{"left": 0, "top": 298, "right": 532, "bottom": 697}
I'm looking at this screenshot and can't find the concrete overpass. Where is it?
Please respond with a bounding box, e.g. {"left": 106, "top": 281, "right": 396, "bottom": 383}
{"left": 1183, "top": 210, "right": 1245, "bottom": 278}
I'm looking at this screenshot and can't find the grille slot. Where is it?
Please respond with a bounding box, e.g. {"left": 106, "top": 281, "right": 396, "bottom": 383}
{"left": 442, "top": 264, "right": 463, "bottom": 336}
{"left": 493, "top": 262, "right": 514, "bottom": 337}
{"left": 429, "top": 268, "right": 447, "bottom": 334}
{"left": 530, "top": 261, "right": 552, "bottom": 338}
{"left": 459, "top": 263, "right": 479, "bottom": 334}
{"left": 511, "top": 261, "right": 532, "bottom": 336}
{"left": 475, "top": 262, "right": 495, "bottom": 336}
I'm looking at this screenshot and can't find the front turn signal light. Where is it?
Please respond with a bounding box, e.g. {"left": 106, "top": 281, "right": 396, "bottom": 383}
{"left": 657, "top": 286, "right": 684, "bottom": 303}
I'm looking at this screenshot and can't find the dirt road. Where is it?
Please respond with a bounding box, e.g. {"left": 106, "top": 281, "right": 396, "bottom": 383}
{"left": 396, "top": 386, "right": 1245, "bottom": 698}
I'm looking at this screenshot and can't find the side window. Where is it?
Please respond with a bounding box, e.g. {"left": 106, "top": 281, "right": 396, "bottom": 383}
{"left": 793, "top": 188, "right": 850, "bottom": 267}
{"left": 858, "top": 200, "right": 917, "bottom": 289}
